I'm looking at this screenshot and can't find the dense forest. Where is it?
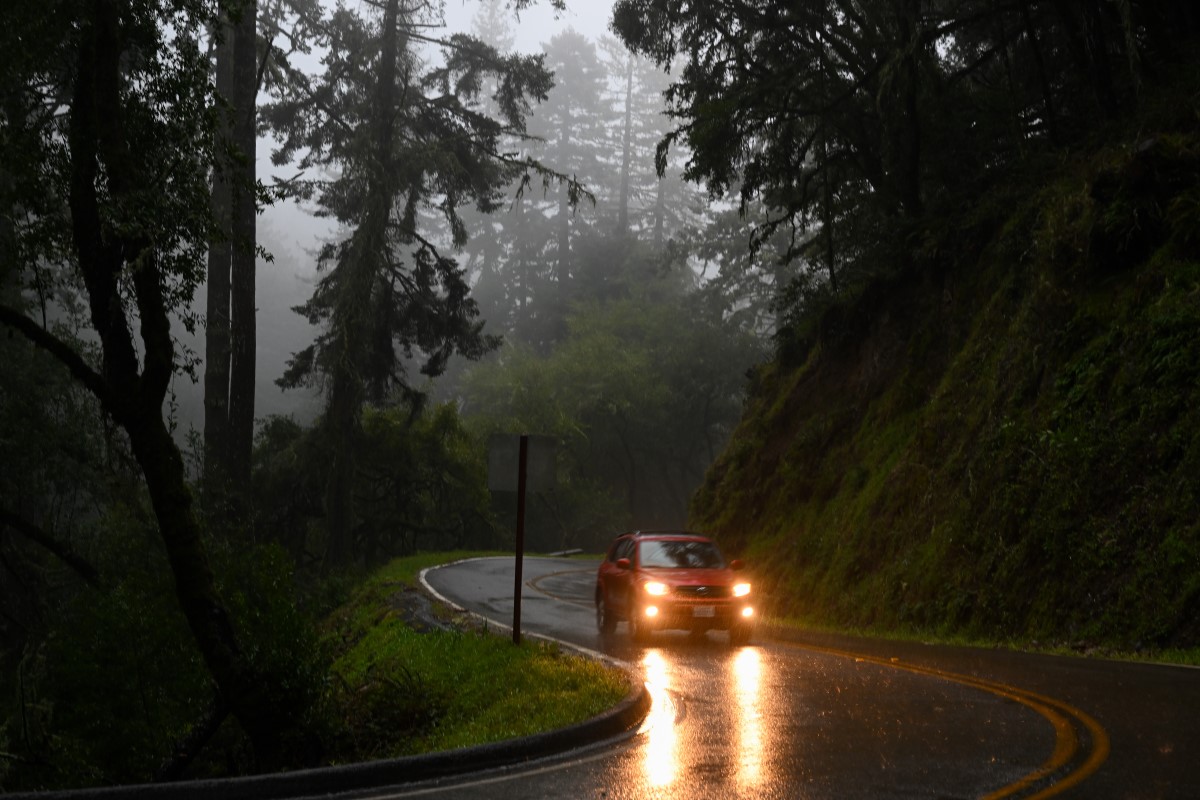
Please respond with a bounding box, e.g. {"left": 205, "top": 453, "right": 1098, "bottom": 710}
{"left": 652, "top": 0, "right": 1200, "bottom": 649}
{"left": 2, "top": 0, "right": 1197, "bottom": 789}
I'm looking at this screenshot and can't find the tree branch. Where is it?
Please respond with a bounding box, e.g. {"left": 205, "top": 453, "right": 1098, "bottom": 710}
{"left": 0, "top": 509, "right": 102, "bottom": 588}
{"left": 0, "top": 303, "right": 116, "bottom": 414}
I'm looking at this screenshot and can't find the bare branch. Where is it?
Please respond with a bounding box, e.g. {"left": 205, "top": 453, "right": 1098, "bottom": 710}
{"left": 0, "top": 509, "right": 101, "bottom": 588}
{"left": 0, "top": 303, "right": 116, "bottom": 415}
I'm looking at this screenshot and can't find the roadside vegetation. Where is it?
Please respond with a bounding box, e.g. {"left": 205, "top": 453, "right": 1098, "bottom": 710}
{"left": 692, "top": 74, "right": 1200, "bottom": 660}
{"left": 318, "top": 553, "right": 630, "bottom": 762}
{"left": 0, "top": 551, "right": 629, "bottom": 790}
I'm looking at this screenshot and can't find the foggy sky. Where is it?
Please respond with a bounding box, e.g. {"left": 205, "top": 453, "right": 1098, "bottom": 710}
{"left": 170, "top": 1, "right": 622, "bottom": 440}
{"left": 445, "top": 0, "right": 617, "bottom": 51}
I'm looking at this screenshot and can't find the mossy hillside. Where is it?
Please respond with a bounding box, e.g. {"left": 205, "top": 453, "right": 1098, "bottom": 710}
{"left": 692, "top": 118, "right": 1200, "bottom": 652}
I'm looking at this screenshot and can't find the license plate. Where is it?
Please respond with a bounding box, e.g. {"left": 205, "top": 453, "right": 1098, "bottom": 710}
{"left": 693, "top": 606, "right": 715, "bottom": 618}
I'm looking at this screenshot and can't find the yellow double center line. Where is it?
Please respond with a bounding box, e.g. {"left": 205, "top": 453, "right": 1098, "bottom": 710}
{"left": 795, "top": 642, "right": 1110, "bottom": 799}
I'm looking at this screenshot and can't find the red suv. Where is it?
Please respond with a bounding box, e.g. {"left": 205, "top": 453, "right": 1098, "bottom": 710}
{"left": 595, "top": 531, "right": 754, "bottom": 644}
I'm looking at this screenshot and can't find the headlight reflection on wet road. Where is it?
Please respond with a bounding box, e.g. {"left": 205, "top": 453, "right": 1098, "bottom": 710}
{"left": 418, "top": 558, "right": 1132, "bottom": 800}
{"left": 732, "top": 647, "right": 764, "bottom": 789}
{"left": 636, "top": 645, "right": 767, "bottom": 795}
{"left": 639, "top": 649, "right": 679, "bottom": 788}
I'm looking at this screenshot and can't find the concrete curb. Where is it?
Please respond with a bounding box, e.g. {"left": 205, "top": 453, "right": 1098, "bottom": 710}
{"left": 5, "top": 684, "right": 648, "bottom": 800}
{"left": 5, "top": 562, "right": 651, "bottom": 800}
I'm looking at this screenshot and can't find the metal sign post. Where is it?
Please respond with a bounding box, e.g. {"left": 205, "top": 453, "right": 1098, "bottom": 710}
{"left": 512, "top": 435, "right": 528, "bottom": 645}
{"left": 487, "top": 434, "right": 556, "bottom": 646}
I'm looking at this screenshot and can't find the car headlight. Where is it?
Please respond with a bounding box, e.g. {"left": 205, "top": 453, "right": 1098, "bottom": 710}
{"left": 643, "top": 581, "right": 669, "bottom": 596}
{"left": 733, "top": 582, "right": 751, "bottom": 597}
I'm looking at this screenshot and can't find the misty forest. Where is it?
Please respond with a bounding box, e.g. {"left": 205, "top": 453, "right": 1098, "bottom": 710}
{"left": 2, "top": 0, "right": 1198, "bottom": 789}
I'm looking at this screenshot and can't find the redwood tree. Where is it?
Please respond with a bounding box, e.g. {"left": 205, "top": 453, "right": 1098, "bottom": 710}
{"left": 204, "top": 0, "right": 259, "bottom": 516}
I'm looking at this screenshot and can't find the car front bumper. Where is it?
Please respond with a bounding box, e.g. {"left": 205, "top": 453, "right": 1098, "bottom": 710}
{"left": 636, "top": 599, "right": 755, "bottom": 631}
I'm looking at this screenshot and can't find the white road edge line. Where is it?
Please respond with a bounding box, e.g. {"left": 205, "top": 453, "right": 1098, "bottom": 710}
{"left": 417, "top": 557, "right": 635, "bottom": 673}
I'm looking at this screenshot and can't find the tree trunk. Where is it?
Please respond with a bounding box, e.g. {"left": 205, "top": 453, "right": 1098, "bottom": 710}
{"left": 67, "top": 0, "right": 292, "bottom": 764}
{"left": 617, "top": 56, "right": 634, "bottom": 236}
{"left": 556, "top": 116, "right": 571, "bottom": 284}
{"left": 1079, "top": 0, "right": 1118, "bottom": 118}
{"left": 652, "top": 176, "right": 666, "bottom": 250}
{"left": 823, "top": 161, "right": 837, "bottom": 294}
{"left": 1051, "top": 0, "right": 1115, "bottom": 119}
{"left": 129, "top": 408, "right": 288, "bottom": 767}
{"left": 203, "top": 2, "right": 234, "bottom": 509}
{"left": 1019, "top": 0, "right": 1060, "bottom": 145}
{"left": 323, "top": 0, "right": 399, "bottom": 568}
{"left": 228, "top": 0, "right": 258, "bottom": 497}
{"left": 896, "top": 0, "right": 923, "bottom": 219}
{"left": 818, "top": 24, "right": 838, "bottom": 294}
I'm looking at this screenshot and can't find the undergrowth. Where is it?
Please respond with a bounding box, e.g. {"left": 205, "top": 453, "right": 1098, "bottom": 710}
{"left": 320, "top": 552, "right": 630, "bottom": 762}
{"left": 692, "top": 83, "right": 1200, "bottom": 660}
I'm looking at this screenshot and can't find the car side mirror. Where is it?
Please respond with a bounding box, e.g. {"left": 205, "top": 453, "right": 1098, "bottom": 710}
{"left": 616, "top": 557, "right": 631, "bottom": 570}
{"left": 729, "top": 559, "right": 745, "bottom": 571}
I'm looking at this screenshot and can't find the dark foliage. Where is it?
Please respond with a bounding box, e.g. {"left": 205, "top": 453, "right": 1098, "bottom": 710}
{"left": 613, "top": 0, "right": 1199, "bottom": 333}
{"left": 690, "top": 73, "right": 1200, "bottom": 651}
{"left": 251, "top": 405, "right": 501, "bottom": 571}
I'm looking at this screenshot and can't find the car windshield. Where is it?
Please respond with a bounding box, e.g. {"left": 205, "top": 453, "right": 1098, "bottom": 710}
{"left": 638, "top": 539, "right": 726, "bottom": 569}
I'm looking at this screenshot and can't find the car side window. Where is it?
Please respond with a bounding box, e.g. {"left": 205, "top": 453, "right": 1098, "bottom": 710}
{"left": 614, "top": 538, "right": 634, "bottom": 562}
{"left": 608, "top": 538, "right": 631, "bottom": 562}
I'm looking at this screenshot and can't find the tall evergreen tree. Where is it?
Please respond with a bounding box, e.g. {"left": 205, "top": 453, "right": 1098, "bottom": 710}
{"left": 451, "top": 26, "right": 613, "bottom": 355}
{"left": 598, "top": 37, "right": 677, "bottom": 242}
{"left": 204, "top": 0, "right": 259, "bottom": 517}
{"left": 264, "top": 0, "right": 560, "bottom": 567}
{"left": 227, "top": 0, "right": 258, "bottom": 497}
{"left": 204, "top": 5, "right": 235, "bottom": 503}
{"left": 537, "top": 29, "right": 612, "bottom": 284}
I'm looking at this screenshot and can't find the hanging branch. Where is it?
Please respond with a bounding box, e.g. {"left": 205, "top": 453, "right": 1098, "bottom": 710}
{"left": 0, "top": 509, "right": 101, "bottom": 588}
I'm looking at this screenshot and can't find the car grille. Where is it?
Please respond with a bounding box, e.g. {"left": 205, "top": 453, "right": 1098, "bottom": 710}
{"left": 674, "top": 585, "right": 731, "bottom": 599}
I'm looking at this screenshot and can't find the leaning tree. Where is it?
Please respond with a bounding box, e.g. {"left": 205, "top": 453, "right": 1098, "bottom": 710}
{"left": 0, "top": 0, "right": 301, "bottom": 766}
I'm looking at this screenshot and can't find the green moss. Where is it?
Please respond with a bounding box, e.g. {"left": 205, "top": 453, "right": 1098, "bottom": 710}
{"left": 691, "top": 109, "right": 1200, "bottom": 661}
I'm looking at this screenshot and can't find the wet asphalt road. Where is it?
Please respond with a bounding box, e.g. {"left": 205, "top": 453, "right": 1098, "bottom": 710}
{"left": 407, "top": 556, "right": 1200, "bottom": 799}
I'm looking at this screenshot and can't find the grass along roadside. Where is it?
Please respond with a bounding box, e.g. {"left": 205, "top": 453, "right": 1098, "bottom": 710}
{"left": 319, "top": 552, "right": 631, "bottom": 763}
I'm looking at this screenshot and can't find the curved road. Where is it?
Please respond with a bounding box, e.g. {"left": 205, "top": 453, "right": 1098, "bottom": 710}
{"left": 410, "top": 556, "right": 1200, "bottom": 799}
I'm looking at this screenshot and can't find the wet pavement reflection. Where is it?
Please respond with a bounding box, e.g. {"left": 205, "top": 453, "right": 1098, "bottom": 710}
{"left": 420, "top": 557, "right": 1075, "bottom": 799}
{"left": 634, "top": 645, "right": 768, "bottom": 793}
{"left": 603, "top": 634, "right": 787, "bottom": 799}
{"left": 639, "top": 650, "right": 678, "bottom": 788}
{"left": 589, "top": 631, "right": 1025, "bottom": 800}
{"left": 732, "top": 646, "right": 763, "bottom": 789}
